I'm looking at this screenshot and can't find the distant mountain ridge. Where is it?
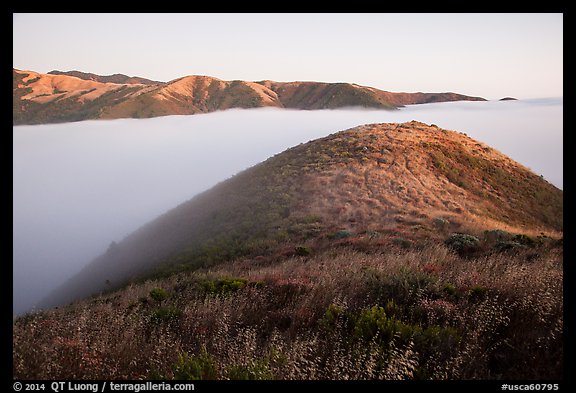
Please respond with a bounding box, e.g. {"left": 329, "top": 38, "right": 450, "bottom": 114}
{"left": 47, "top": 70, "right": 163, "bottom": 85}
{"left": 13, "top": 68, "right": 486, "bottom": 125}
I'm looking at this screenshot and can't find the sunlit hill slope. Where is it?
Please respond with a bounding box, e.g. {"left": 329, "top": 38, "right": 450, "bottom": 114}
{"left": 17, "top": 121, "right": 563, "bottom": 381}
{"left": 13, "top": 68, "right": 486, "bottom": 125}
{"left": 38, "top": 121, "right": 562, "bottom": 310}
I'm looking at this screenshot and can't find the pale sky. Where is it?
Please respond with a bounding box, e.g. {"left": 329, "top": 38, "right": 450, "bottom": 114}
{"left": 13, "top": 13, "right": 562, "bottom": 100}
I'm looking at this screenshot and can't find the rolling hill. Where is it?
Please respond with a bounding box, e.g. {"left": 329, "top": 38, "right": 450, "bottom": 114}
{"left": 17, "top": 121, "right": 563, "bottom": 381}
{"left": 13, "top": 68, "right": 486, "bottom": 125}
{"left": 38, "top": 121, "right": 562, "bottom": 310}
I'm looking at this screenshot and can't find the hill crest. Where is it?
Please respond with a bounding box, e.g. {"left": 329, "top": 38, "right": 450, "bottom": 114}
{"left": 13, "top": 69, "right": 486, "bottom": 125}
{"left": 38, "top": 121, "right": 562, "bottom": 310}
{"left": 47, "top": 70, "right": 162, "bottom": 85}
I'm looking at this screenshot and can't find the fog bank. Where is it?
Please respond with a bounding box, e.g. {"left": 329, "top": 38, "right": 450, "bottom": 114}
{"left": 13, "top": 98, "right": 562, "bottom": 314}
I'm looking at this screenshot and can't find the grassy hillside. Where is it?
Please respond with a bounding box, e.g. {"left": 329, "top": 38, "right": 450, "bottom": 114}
{"left": 13, "top": 69, "right": 487, "bottom": 125}
{"left": 13, "top": 69, "right": 148, "bottom": 124}
{"left": 14, "top": 240, "right": 563, "bottom": 380}
{"left": 38, "top": 121, "right": 562, "bottom": 311}
{"left": 15, "top": 121, "right": 563, "bottom": 380}
{"left": 259, "top": 81, "right": 485, "bottom": 109}
{"left": 258, "top": 81, "right": 398, "bottom": 110}
{"left": 101, "top": 77, "right": 274, "bottom": 119}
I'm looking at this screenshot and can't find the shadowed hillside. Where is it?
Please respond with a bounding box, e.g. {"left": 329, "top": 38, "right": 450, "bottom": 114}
{"left": 47, "top": 70, "right": 163, "bottom": 85}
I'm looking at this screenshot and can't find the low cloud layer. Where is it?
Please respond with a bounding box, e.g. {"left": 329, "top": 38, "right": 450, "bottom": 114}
{"left": 13, "top": 98, "right": 562, "bottom": 314}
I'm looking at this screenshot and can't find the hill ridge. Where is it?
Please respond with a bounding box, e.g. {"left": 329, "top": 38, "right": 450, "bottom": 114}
{"left": 37, "top": 121, "right": 562, "bottom": 310}
{"left": 13, "top": 68, "right": 486, "bottom": 125}
{"left": 47, "top": 69, "right": 163, "bottom": 85}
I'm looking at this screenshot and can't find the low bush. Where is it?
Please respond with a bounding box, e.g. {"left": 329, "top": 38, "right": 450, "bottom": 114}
{"left": 484, "top": 229, "right": 513, "bottom": 243}
{"left": 294, "top": 246, "right": 312, "bottom": 256}
{"left": 354, "top": 305, "right": 415, "bottom": 345}
{"left": 150, "top": 306, "right": 183, "bottom": 325}
{"left": 494, "top": 240, "right": 527, "bottom": 253}
{"left": 513, "top": 234, "right": 536, "bottom": 247}
{"left": 432, "top": 217, "right": 450, "bottom": 230}
{"left": 392, "top": 237, "right": 412, "bottom": 249}
{"left": 149, "top": 287, "right": 169, "bottom": 302}
{"left": 331, "top": 230, "right": 352, "bottom": 239}
{"left": 444, "top": 233, "right": 481, "bottom": 255}
{"left": 225, "top": 360, "right": 275, "bottom": 380}
{"left": 172, "top": 350, "right": 218, "bottom": 380}
{"left": 200, "top": 277, "right": 248, "bottom": 296}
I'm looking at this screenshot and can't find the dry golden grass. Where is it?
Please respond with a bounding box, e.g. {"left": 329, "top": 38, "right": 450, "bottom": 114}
{"left": 14, "top": 121, "right": 562, "bottom": 380}
{"left": 37, "top": 121, "right": 562, "bottom": 314}
{"left": 14, "top": 238, "right": 563, "bottom": 380}
{"left": 14, "top": 69, "right": 137, "bottom": 103}
{"left": 295, "top": 122, "right": 562, "bottom": 236}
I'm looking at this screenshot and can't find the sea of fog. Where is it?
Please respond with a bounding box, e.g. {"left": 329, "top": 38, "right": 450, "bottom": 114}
{"left": 13, "top": 98, "right": 563, "bottom": 314}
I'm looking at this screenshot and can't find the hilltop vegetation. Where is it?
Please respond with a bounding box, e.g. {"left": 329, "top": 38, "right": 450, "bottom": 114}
{"left": 13, "top": 69, "right": 486, "bottom": 125}
{"left": 38, "top": 121, "right": 562, "bottom": 310}
{"left": 15, "top": 121, "right": 563, "bottom": 380}
{"left": 14, "top": 239, "right": 563, "bottom": 379}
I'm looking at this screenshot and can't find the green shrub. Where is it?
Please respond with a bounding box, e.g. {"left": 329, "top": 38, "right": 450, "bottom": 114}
{"left": 484, "top": 229, "right": 513, "bottom": 242}
{"left": 444, "top": 233, "right": 481, "bottom": 255}
{"left": 513, "top": 234, "right": 536, "bottom": 247}
{"left": 332, "top": 230, "right": 352, "bottom": 239}
{"left": 150, "top": 306, "right": 182, "bottom": 324}
{"left": 147, "top": 368, "right": 166, "bottom": 380}
{"left": 226, "top": 360, "right": 274, "bottom": 380}
{"left": 432, "top": 217, "right": 450, "bottom": 230}
{"left": 200, "top": 277, "right": 248, "bottom": 296}
{"left": 442, "top": 283, "right": 458, "bottom": 299}
{"left": 173, "top": 350, "right": 218, "bottom": 380}
{"left": 412, "top": 325, "right": 460, "bottom": 362}
{"left": 494, "top": 240, "right": 526, "bottom": 253}
{"left": 149, "top": 287, "right": 169, "bottom": 302}
{"left": 468, "top": 285, "right": 488, "bottom": 302}
{"left": 353, "top": 304, "right": 461, "bottom": 363}
{"left": 354, "top": 305, "right": 415, "bottom": 344}
{"left": 294, "top": 246, "right": 311, "bottom": 256}
{"left": 392, "top": 237, "right": 412, "bottom": 249}
{"left": 320, "top": 303, "right": 345, "bottom": 331}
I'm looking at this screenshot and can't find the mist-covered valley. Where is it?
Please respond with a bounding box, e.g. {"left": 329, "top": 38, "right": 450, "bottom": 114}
{"left": 13, "top": 98, "right": 563, "bottom": 315}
